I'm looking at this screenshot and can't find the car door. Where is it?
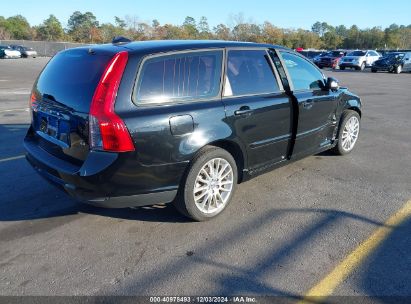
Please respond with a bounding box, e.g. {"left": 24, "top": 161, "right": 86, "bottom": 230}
{"left": 277, "top": 51, "right": 339, "bottom": 158}
{"left": 365, "top": 51, "right": 373, "bottom": 66}
{"left": 368, "top": 51, "right": 380, "bottom": 65}
{"left": 403, "top": 52, "right": 411, "bottom": 71}
{"left": 222, "top": 49, "right": 292, "bottom": 170}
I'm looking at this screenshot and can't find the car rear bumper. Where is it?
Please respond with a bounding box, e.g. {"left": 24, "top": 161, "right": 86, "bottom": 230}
{"left": 24, "top": 130, "right": 184, "bottom": 208}
{"left": 317, "top": 62, "right": 336, "bottom": 68}
{"left": 340, "top": 62, "right": 361, "bottom": 68}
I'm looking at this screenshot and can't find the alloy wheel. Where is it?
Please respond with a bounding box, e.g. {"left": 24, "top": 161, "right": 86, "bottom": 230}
{"left": 341, "top": 116, "right": 360, "bottom": 152}
{"left": 193, "top": 158, "right": 234, "bottom": 214}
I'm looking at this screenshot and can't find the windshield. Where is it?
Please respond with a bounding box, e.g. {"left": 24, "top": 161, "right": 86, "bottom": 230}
{"left": 348, "top": 51, "right": 366, "bottom": 56}
{"left": 326, "top": 51, "right": 344, "bottom": 57}
{"left": 383, "top": 53, "right": 405, "bottom": 60}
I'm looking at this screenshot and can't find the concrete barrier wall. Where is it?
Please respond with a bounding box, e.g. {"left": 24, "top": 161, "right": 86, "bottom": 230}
{"left": 0, "top": 40, "right": 89, "bottom": 57}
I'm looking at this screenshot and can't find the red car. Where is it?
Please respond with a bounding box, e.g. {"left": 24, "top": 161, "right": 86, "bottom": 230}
{"left": 315, "top": 51, "right": 346, "bottom": 69}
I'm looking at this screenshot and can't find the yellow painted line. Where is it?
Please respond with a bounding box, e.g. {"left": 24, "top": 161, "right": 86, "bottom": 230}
{"left": 0, "top": 155, "right": 25, "bottom": 163}
{"left": 299, "top": 199, "right": 411, "bottom": 304}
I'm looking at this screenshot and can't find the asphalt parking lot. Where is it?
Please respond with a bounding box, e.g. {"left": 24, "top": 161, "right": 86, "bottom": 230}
{"left": 0, "top": 58, "right": 410, "bottom": 300}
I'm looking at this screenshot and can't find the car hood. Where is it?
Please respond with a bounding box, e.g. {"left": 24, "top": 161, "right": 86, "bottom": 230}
{"left": 375, "top": 58, "right": 401, "bottom": 65}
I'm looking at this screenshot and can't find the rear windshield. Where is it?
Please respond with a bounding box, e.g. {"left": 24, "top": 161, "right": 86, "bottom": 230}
{"left": 348, "top": 51, "right": 366, "bottom": 56}
{"left": 36, "top": 49, "right": 112, "bottom": 113}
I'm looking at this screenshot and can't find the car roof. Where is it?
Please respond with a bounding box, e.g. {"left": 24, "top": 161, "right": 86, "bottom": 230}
{"left": 84, "top": 40, "right": 290, "bottom": 55}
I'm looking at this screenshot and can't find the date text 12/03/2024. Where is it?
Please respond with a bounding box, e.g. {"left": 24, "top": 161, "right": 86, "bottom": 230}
{"left": 149, "top": 297, "right": 257, "bottom": 303}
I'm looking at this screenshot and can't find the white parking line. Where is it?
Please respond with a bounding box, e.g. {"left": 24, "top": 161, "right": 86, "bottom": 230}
{"left": 0, "top": 90, "right": 31, "bottom": 95}
{"left": 0, "top": 108, "right": 29, "bottom": 113}
{"left": 0, "top": 155, "right": 25, "bottom": 163}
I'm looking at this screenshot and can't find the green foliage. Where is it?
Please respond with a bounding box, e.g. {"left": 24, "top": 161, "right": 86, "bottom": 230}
{"left": 67, "top": 11, "right": 99, "bottom": 42}
{"left": 198, "top": 17, "right": 212, "bottom": 39}
{"left": 2, "top": 14, "right": 411, "bottom": 50}
{"left": 182, "top": 16, "right": 198, "bottom": 38}
{"left": 35, "top": 15, "right": 64, "bottom": 41}
{"left": 213, "top": 24, "right": 231, "bottom": 41}
{"left": 3, "top": 15, "right": 32, "bottom": 40}
{"left": 114, "top": 16, "right": 126, "bottom": 29}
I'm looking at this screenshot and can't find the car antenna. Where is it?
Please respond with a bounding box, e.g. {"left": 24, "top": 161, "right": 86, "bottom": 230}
{"left": 112, "top": 36, "right": 132, "bottom": 44}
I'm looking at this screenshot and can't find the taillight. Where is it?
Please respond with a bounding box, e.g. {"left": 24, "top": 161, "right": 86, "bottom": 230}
{"left": 89, "top": 51, "right": 135, "bottom": 152}
{"left": 30, "top": 92, "right": 36, "bottom": 108}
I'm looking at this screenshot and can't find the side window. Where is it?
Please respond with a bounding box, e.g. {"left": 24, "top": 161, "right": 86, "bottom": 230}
{"left": 136, "top": 50, "right": 223, "bottom": 104}
{"left": 280, "top": 52, "right": 324, "bottom": 91}
{"left": 224, "top": 50, "right": 279, "bottom": 97}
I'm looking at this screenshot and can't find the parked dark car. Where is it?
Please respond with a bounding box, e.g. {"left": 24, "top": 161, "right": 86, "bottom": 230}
{"left": 312, "top": 52, "right": 328, "bottom": 65}
{"left": 315, "top": 51, "right": 346, "bottom": 69}
{"left": 24, "top": 40, "right": 362, "bottom": 221}
{"left": 371, "top": 52, "right": 411, "bottom": 74}
{"left": 297, "top": 50, "right": 325, "bottom": 61}
{"left": 10, "top": 45, "right": 37, "bottom": 58}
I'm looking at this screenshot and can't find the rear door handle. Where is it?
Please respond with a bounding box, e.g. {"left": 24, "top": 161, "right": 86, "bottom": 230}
{"left": 303, "top": 100, "right": 314, "bottom": 109}
{"left": 234, "top": 106, "right": 252, "bottom": 116}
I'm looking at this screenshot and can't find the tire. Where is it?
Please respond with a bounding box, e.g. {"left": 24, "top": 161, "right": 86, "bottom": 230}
{"left": 340, "top": 66, "right": 345, "bottom": 70}
{"left": 332, "top": 110, "right": 361, "bottom": 156}
{"left": 173, "top": 146, "right": 238, "bottom": 221}
{"left": 360, "top": 62, "right": 366, "bottom": 71}
{"left": 371, "top": 69, "right": 377, "bottom": 73}
{"left": 395, "top": 65, "right": 402, "bottom": 74}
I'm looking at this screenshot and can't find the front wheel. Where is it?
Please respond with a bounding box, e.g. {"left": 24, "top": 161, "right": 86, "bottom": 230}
{"left": 332, "top": 110, "right": 361, "bottom": 155}
{"left": 174, "top": 146, "right": 238, "bottom": 221}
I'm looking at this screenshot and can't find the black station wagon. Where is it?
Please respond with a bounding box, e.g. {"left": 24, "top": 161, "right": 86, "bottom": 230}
{"left": 24, "top": 40, "right": 362, "bottom": 221}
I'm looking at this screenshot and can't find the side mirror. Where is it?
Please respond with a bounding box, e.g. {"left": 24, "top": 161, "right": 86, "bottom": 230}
{"left": 326, "top": 77, "right": 339, "bottom": 91}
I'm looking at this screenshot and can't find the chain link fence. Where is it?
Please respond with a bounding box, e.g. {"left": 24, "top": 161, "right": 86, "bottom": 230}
{"left": 0, "top": 40, "right": 89, "bottom": 57}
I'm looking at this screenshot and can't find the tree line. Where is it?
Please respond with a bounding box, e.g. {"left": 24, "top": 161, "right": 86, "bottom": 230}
{"left": 1, "top": 12, "right": 411, "bottom": 50}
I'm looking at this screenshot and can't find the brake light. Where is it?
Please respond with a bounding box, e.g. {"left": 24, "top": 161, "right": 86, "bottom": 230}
{"left": 30, "top": 92, "right": 36, "bottom": 108}
{"left": 89, "top": 51, "right": 135, "bottom": 152}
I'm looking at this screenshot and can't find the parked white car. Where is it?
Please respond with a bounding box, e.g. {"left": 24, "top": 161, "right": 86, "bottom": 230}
{"left": 10, "top": 45, "right": 38, "bottom": 58}
{"left": 0, "top": 45, "right": 21, "bottom": 59}
{"left": 340, "top": 50, "right": 381, "bottom": 71}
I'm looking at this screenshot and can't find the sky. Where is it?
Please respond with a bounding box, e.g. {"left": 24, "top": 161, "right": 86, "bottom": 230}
{"left": 1, "top": 0, "right": 411, "bottom": 30}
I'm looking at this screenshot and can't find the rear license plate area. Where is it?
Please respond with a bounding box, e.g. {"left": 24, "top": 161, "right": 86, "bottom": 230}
{"left": 37, "top": 112, "right": 70, "bottom": 146}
